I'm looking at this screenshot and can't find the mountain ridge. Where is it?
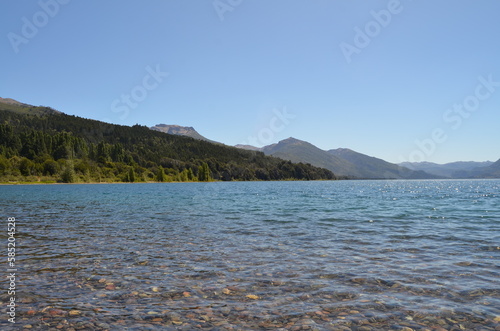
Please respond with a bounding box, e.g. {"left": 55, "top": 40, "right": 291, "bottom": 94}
{"left": 261, "top": 137, "right": 359, "bottom": 178}
{"left": 0, "top": 97, "right": 24, "bottom": 106}
{"left": 235, "top": 141, "right": 499, "bottom": 179}
{"left": 328, "top": 148, "right": 437, "bottom": 179}
{"left": 0, "top": 97, "right": 61, "bottom": 115}
{"left": 400, "top": 161, "right": 495, "bottom": 178}
{"left": 2, "top": 97, "right": 498, "bottom": 179}
{"left": 0, "top": 102, "right": 335, "bottom": 183}
{"left": 156, "top": 123, "right": 498, "bottom": 179}
{"left": 235, "top": 144, "right": 262, "bottom": 151}
{"left": 150, "top": 124, "right": 216, "bottom": 143}
{"left": 257, "top": 137, "right": 439, "bottom": 179}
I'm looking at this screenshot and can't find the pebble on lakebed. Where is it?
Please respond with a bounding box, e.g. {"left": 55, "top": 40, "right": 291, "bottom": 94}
{"left": 10, "top": 278, "right": 498, "bottom": 331}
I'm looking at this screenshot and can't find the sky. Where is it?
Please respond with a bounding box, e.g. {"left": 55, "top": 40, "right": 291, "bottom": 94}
{"left": 1, "top": 0, "right": 499, "bottom": 164}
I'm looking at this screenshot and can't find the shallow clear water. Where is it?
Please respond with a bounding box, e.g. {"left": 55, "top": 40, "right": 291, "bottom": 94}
{"left": 1, "top": 180, "right": 499, "bottom": 330}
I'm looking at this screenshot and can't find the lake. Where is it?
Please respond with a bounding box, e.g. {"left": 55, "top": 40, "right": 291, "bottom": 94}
{"left": 1, "top": 180, "right": 499, "bottom": 330}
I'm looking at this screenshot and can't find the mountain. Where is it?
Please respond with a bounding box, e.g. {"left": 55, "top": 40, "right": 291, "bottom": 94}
{"left": 328, "top": 148, "right": 437, "bottom": 179}
{"left": 259, "top": 138, "right": 436, "bottom": 179}
{"left": 150, "top": 124, "right": 216, "bottom": 143}
{"left": 0, "top": 103, "right": 335, "bottom": 183}
{"left": 0, "top": 97, "right": 60, "bottom": 115}
{"left": 3, "top": 98, "right": 494, "bottom": 181}
{"left": 235, "top": 144, "right": 262, "bottom": 151}
{"left": 0, "top": 97, "right": 24, "bottom": 106}
{"left": 261, "top": 138, "right": 357, "bottom": 178}
{"left": 400, "top": 161, "right": 494, "bottom": 178}
{"left": 471, "top": 159, "right": 500, "bottom": 178}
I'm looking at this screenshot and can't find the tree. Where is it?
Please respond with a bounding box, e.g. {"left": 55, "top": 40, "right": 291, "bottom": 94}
{"left": 198, "top": 162, "right": 212, "bottom": 182}
{"left": 124, "top": 167, "right": 136, "bottom": 182}
{"left": 0, "top": 156, "right": 10, "bottom": 176}
{"left": 42, "top": 159, "right": 59, "bottom": 176}
{"left": 60, "top": 162, "right": 76, "bottom": 183}
{"left": 0, "top": 107, "right": 336, "bottom": 183}
{"left": 187, "top": 168, "right": 194, "bottom": 181}
{"left": 179, "top": 169, "right": 189, "bottom": 182}
{"left": 96, "top": 142, "right": 110, "bottom": 164}
{"left": 156, "top": 166, "right": 166, "bottom": 182}
{"left": 74, "top": 159, "right": 91, "bottom": 175}
{"left": 255, "top": 168, "right": 269, "bottom": 180}
{"left": 19, "top": 157, "right": 35, "bottom": 176}
{"left": 111, "top": 144, "right": 125, "bottom": 163}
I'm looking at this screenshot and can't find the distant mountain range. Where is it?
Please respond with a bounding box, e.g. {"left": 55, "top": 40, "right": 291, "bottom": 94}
{"left": 151, "top": 123, "right": 500, "bottom": 180}
{"left": 328, "top": 147, "right": 436, "bottom": 179}
{"left": 5, "top": 95, "right": 496, "bottom": 181}
{"left": 2, "top": 95, "right": 494, "bottom": 181}
{"left": 255, "top": 139, "right": 500, "bottom": 179}
{"left": 257, "top": 138, "right": 437, "bottom": 179}
{"left": 400, "top": 161, "right": 499, "bottom": 179}
{"left": 482, "top": 159, "right": 500, "bottom": 178}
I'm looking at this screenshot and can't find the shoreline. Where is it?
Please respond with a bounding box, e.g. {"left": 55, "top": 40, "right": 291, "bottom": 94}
{"left": 2, "top": 178, "right": 498, "bottom": 185}
{"left": 0, "top": 178, "right": 322, "bottom": 185}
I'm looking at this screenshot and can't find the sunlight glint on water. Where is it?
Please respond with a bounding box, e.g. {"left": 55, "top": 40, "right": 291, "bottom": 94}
{"left": 1, "top": 179, "right": 499, "bottom": 330}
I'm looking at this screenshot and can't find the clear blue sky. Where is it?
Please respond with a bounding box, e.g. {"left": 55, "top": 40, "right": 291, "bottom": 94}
{"left": 2, "top": 0, "right": 499, "bottom": 164}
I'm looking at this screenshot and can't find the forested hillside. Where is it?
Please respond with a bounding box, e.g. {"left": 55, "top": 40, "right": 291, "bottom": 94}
{"left": 0, "top": 104, "right": 335, "bottom": 183}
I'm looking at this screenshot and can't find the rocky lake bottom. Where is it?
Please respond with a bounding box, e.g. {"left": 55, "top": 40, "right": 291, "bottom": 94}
{"left": 1, "top": 180, "right": 499, "bottom": 330}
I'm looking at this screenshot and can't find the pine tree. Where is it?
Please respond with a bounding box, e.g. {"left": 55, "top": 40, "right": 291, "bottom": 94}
{"left": 19, "top": 157, "right": 35, "bottom": 176}
{"left": 156, "top": 166, "right": 166, "bottom": 182}
{"left": 96, "top": 142, "right": 110, "bottom": 164}
{"left": 180, "top": 169, "right": 189, "bottom": 182}
{"left": 197, "top": 165, "right": 205, "bottom": 181}
{"left": 198, "top": 162, "right": 212, "bottom": 182}
{"left": 187, "top": 168, "right": 194, "bottom": 181}
{"left": 129, "top": 168, "right": 136, "bottom": 182}
{"left": 60, "top": 161, "right": 76, "bottom": 183}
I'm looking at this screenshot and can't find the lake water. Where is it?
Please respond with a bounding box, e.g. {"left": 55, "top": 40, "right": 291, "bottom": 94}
{"left": 1, "top": 180, "right": 499, "bottom": 330}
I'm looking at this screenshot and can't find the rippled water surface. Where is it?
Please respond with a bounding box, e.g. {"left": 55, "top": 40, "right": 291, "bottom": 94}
{"left": 1, "top": 180, "right": 499, "bottom": 330}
